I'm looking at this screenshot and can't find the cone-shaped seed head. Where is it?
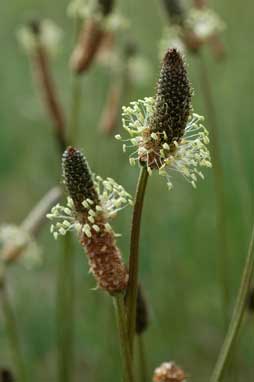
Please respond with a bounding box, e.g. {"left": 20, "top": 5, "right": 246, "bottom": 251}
{"left": 162, "top": 0, "right": 186, "bottom": 25}
{"left": 150, "top": 48, "right": 191, "bottom": 145}
{"left": 136, "top": 286, "right": 149, "bottom": 335}
{"left": 62, "top": 147, "right": 99, "bottom": 212}
{"left": 153, "top": 362, "right": 186, "bottom": 382}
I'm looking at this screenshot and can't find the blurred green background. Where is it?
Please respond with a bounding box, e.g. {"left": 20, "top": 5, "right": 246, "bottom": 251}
{"left": 0, "top": 0, "right": 253, "bottom": 381}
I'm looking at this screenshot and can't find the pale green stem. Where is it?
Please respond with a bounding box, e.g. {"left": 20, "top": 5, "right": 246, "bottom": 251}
{"left": 126, "top": 167, "right": 149, "bottom": 354}
{"left": 199, "top": 53, "right": 230, "bottom": 326}
{"left": 114, "top": 294, "right": 135, "bottom": 382}
{"left": 137, "top": 335, "right": 147, "bottom": 382}
{"left": 0, "top": 281, "right": 27, "bottom": 382}
{"left": 56, "top": 18, "right": 83, "bottom": 382}
{"left": 210, "top": 223, "right": 254, "bottom": 382}
{"left": 68, "top": 17, "right": 83, "bottom": 146}
{"left": 57, "top": 233, "right": 75, "bottom": 382}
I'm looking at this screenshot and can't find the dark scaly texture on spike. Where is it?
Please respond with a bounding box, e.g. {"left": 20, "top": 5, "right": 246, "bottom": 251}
{"left": 150, "top": 48, "right": 191, "bottom": 145}
{"left": 99, "top": 0, "right": 115, "bottom": 16}
{"left": 136, "top": 286, "right": 149, "bottom": 335}
{"left": 162, "top": 0, "right": 186, "bottom": 25}
{"left": 62, "top": 147, "right": 99, "bottom": 212}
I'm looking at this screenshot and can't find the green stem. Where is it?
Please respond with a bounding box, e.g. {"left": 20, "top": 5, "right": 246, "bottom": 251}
{"left": 56, "top": 18, "right": 83, "bottom": 382}
{"left": 137, "top": 335, "right": 147, "bottom": 382}
{"left": 210, "top": 224, "right": 254, "bottom": 382}
{"left": 68, "top": 18, "right": 83, "bottom": 146}
{"left": 114, "top": 294, "right": 135, "bottom": 382}
{"left": 68, "top": 76, "right": 82, "bottom": 146}
{"left": 57, "top": 233, "right": 75, "bottom": 382}
{"left": 0, "top": 281, "right": 27, "bottom": 382}
{"left": 126, "top": 167, "right": 149, "bottom": 354}
{"left": 199, "top": 53, "right": 230, "bottom": 326}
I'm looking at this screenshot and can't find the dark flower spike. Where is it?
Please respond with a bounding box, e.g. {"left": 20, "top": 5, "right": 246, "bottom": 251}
{"left": 135, "top": 286, "right": 149, "bottom": 335}
{"left": 99, "top": 0, "right": 115, "bottom": 16}
{"left": 162, "top": 0, "right": 186, "bottom": 25}
{"left": 117, "top": 48, "right": 211, "bottom": 190}
{"left": 150, "top": 48, "right": 191, "bottom": 146}
{"left": 48, "top": 147, "right": 132, "bottom": 294}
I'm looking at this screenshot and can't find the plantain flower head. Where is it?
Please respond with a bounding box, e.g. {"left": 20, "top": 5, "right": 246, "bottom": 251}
{"left": 17, "top": 19, "right": 62, "bottom": 57}
{"left": 116, "top": 49, "right": 211, "bottom": 190}
{"left": 153, "top": 362, "right": 187, "bottom": 382}
{"left": 47, "top": 147, "right": 131, "bottom": 294}
{"left": 185, "top": 8, "right": 225, "bottom": 42}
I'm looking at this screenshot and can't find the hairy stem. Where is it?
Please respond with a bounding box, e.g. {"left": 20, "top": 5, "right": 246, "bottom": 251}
{"left": 210, "top": 224, "right": 254, "bottom": 382}
{"left": 126, "top": 167, "right": 149, "bottom": 354}
{"left": 137, "top": 335, "right": 147, "bottom": 382}
{"left": 0, "top": 281, "right": 27, "bottom": 382}
{"left": 199, "top": 53, "right": 230, "bottom": 325}
{"left": 114, "top": 294, "right": 135, "bottom": 382}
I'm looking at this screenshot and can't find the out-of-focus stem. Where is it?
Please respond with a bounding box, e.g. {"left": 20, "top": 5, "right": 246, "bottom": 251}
{"left": 56, "top": 17, "right": 82, "bottom": 382}
{"left": 137, "top": 335, "right": 147, "bottom": 382}
{"left": 199, "top": 53, "right": 230, "bottom": 326}
{"left": 210, "top": 224, "right": 254, "bottom": 382}
{"left": 57, "top": 233, "right": 75, "bottom": 382}
{"left": 33, "top": 44, "right": 67, "bottom": 153}
{"left": 2, "top": 187, "right": 61, "bottom": 265}
{"left": 126, "top": 167, "right": 149, "bottom": 354}
{"left": 114, "top": 294, "right": 135, "bottom": 382}
{"left": 0, "top": 280, "right": 27, "bottom": 382}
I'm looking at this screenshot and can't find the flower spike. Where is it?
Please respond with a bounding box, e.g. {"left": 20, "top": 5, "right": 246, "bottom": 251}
{"left": 117, "top": 49, "right": 211, "bottom": 190}
{"left": 48, "top": 147, "right": 131, "bottom": 294}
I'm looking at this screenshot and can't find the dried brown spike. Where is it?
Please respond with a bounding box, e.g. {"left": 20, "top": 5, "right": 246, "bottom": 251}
{"left": 136, "top": 286, "right": 149, "bottom": 335}
{"left": 62, "top": 147, "right": 99, "bottom": 212}
{"left": 150, "top": 48, "right": 191, "bottom": 145}
{"left": 70, "top": 19, "right": 105, "bottom": 74}
{"left": 153, "top": 362, "right": 186, "bottom": 382}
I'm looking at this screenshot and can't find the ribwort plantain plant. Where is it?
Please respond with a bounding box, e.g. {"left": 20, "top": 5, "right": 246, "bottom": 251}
{"left": 48, "top": 146, "right": 134, "bottom": 381}
{"left": 117, "top": 48, "right": 211, "bottom": 357}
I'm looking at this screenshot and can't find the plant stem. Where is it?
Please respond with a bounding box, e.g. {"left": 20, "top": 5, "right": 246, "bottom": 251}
{"left": 114, "top": 294, "right": 135, "bottom": 382}
{"left": 68, "top": 76, "right": 82, "bottom": 146}
{"left": 56, "top": 18, "right": 83, "bottom": 382}
{"left": 68, "top": 18, "right": 83, "bottom": 146}
{"left": 198, "top": 53, "right": 230, "bottom": 326}
{"left": 0, "top": 280, "right": 27, "bottom": 382}
{"left": 210, "top": 223, "right": 254, "bottom": 382}
{"left": 126, "top": 167, "right": 149, "bottom": 354}
{"left": 57, "top": 233, "right": 75, "bottom": 382}
{"left": 137, "top": 335, "right": 147, "bottom": 382}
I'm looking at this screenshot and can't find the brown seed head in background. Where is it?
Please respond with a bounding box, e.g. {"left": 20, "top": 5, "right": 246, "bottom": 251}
{"left": 153, "top": 362, "right": 186, "bottom": 382}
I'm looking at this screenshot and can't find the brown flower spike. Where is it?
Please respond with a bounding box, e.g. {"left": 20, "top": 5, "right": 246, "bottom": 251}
{"left": 153, "top": 362, "right": 186, "bottom": 382}
{"left": 151, "top": 49, "right": 191, "bottom": 144}
{"left": 62, "top": 147, "right": 128, "bottom": 294}
{"left": 70, "top": 0, "right": 115, "bottom": 74}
